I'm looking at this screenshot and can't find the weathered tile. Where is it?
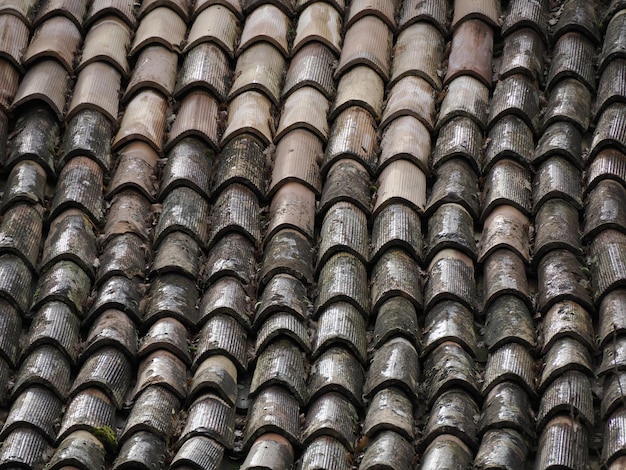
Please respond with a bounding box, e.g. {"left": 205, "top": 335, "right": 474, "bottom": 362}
{"left": 373, "top": 296, "right": 419, "bottom": 349}
{"left": 222, "top": 91, "right": 273, "bottom": 145}
{"left": 261, "top": 229, "right": 313, "bottom": 286}
{"left": 132, "top": 351, "right": 187, "bottom": 401}
{"left": 293, "top": 2, "right": 342, "bottom": 54}
{"left": 138, "top": 0, "right": 189, "bottom": 21}
{"left": 143, "top": 273, "right": 199, "bottom": 327}
{"left": 254, "top": 274, "right": 308, "bottom": 328}
{"left": 533, "top": 121, "right": 583, "bottom": 169}
{"left": 379, "top": 116, "right": 430, "bottom": 174}
{"left": 425, "top": 249, "right": 475, "bottom": 311}
{"left": 483, "top": 249, "right": 530, "bottom": 311}
{"left": 107, "top": 141, "right": 158, "bottom": 201}
{"left": 242, "top": 0, "right": 293, "bottom": 16}
{"left": 483, "top": 115, "right": 534, "bottom": 172}
{"left": 276, "top": 87, "right": 329, "bottom": 141}
{"left": 82, "top": 309, "right": 137, "bottom": 359}
{"left": 371, "top": 248, "right": 422, "bottom": 312}
{"left": 0, "top": 300, "right": 20, "bottom": 367}
{"left": 283, "top": 43, "right": 335, "bottom": 100}
{"left": 42, "top": 209, "right": 96, "bottom": 278}
{"left": 335, "top": 15, "right": 392, "bottom": 80}
{"left": 427, "top": 203, "right": 475, "bottom": 262}
{"left": 361, "top": 431, "right": 415, "bottom": 470}
{"left": 423, "top": 342, "right": 480, "bottom": 404}
{"left": 446, "top": 19, "right": 493, "bottom": 87}
{"left": 0, "top": 58, "right": 19, "bottom": 114}
{"left": 362, "top": 387, "right": 413, "bottom": 440}
{"left": 195, "top": 0, "right": 242, "bottom": 18}
{"left": 0, "top": 203, "right": 43, "bottom": 271}
{"left": 302, "top": 392, "right": 358, "bottom": 451}
{"left": 256, "top": 312, "right": 310, "bottom": 356}
{"left": 298, "top": 436, "right": 351, "bottom": 470}
{"left": 546, "top": 32, "right": 595, "bottom": 92}
{"left": 397, "top": 0, "right": 447, "bottom": 34}
{"left": 160, "top": 137, "right": 212, "bottom": 200}
{"left": 480, "top": 205, "right": 531, "bottom": 263}
{"left": 589, "top": 229, "right": 626, "bottom": 302}
{"left": 381, "top": 75, "right": 435, "bottom": 132}
{"left": 323, "top": 106, "right": 378, "bottom": 175}
{"left": 536, "top": 417, "right": 588, "bottom": 469}
{"left": 190, "top": 355, "right": 238, "bottom": 405}
{"left": 364, "top": 337, "right": 419, "bottom": 401}
{"left": 499, "top": 28, "right": 545, "bottom": 83}
{"left": 243, "top": 386, "right": 300, "bottom": 451}
{"left": 238, "top": 4, "right": 289, "bottom": 55}
{"left": 11, "top": 59, "right": 69, "bottom": 118}
{"left": 374, "top": 159, "right": 426, "bottom": 216}
{"left": 122, "top": 385, "right": 180, "bottom": 441}
{"left": 0, "top": 427, "right": 50, "bottom": 469}
{"left": 432, "top": 117, "right": 482, "bottom": 172}
{"left": 13, "top": 345, "right": 71, "bottom": 398}
{"left": 113, "top": 431, "right": 167, "bottom": 470}
{"left": 124, "top": 45, "right": 178, "bottom": 101}
{"left": 451, "top": 0, "right": 499, "bottom": 29}
{"left": 317, "top": 202, "right": 368, "bottom": 267}
{"left": 268, "top": 182, "right": 316, "bottom": 239}
{"left": 23, "top": 16, "right": 80, "bottom": 71}
{"left": 599, "top": 289, "right": 626, "bottom": 348}
{"left": 85, "top": 0, "right": 136, "bottom": 28}
{"left": 203, "top": 232, "right": 256, "bottom": 286}
{"left": 474, "top": 428, "right": 529, "bottom": 470}
{"left": 426, "top": 158, "right": 480, "bottom": 219}
{"left": 230, "top": 42, "right": 285, "bottom": 105}
{"left": 488, "top": 74, "right": 540, "bottom": 132}
{"left": 139, "top": 317, "right": 190, "bottom": 365}
{"left": 346, "top": 0, "right": 396, "bottom": 29}
{"left": 539, "top": 337, "right": 592, "bottom": 391}
{"left": 543, "top": 78, "right": 592, "bottom": 132}
{"left": 484, "top": 294, "right": 536, "bottom": 352}
{"left": 330, "top": 66, "right": 383, "bottom": 121}
{"left": 422, "top": 300, "right": 477, "bottom": 358}
{"left": 61, "top": 109, "right": 114, "bottom": 173}
{"left": 591, "top": 103, "right": 626, "bottom": 159}
{"left": 103, "top": 191, "right": 152, "bottom": 242}
{"left": 0, "top": 0, "right": 39, "bottom": 24}
{"left": 241, "top": 435, "right": 294, "bottom": 470}
{"left": 483, "top": 342, "right": 535, "bottom": 397}
{"left": 78, "top": 16, "right": 132, "bottom": 75}
{"left": 49, "top": 156, "right": 104, "bottom": 225}
{"left": 213, "top": 134, "right": 264, "bottom": 198}
{"left": 186, "top": 5, "right": 240, "bottom": 58}
{"left": 250, "top": 339, "right": 307, "bottom": 405}
{"left": 479, "top": 382, "right": 532, "bottom": 436}
{"left": 553, "top": 0, "right": 599, "bottom": 44}
{"left": 533, "top": 156, "right": 582, "bottom": 213}
{"left": 595, "top": 58, "right": 626, "bottom": 121}
{"left": 151, "top": 231, "right": 201, "bottom": 280}
{"left": 194, "top": 313, "right": 248, "bottom": 372}
{"left": 86, "top": 276, "right": 142, "bottom": 326}
{"left": 177, "top": 394, "right": 236, "bottom": 449}
{"left": 422, "top": 435, "right": 473, "bottom": 470}
{"left": 308, "top": 346, "right": 364, "bottom": 406}
{"left": 315, "top": 252, "right": 368, "bottom": 316}
{"left": 0, "top": 10, "right": 30, "bottom": 69}
{"left": 501, "top": 0, "right": 547, "bottom": 44}
{"left": 207, "top": 183, "right": 261, "bottom": 248}
{"left": 113, "top": 89, "right": 167, "bottom": 152}
{"left": 33, "top": 0, "right": 86, "bottom": 27}
{"left": 601, "top": 9, "right": 626, "bottom": 73}
{"left": 154, "top": 186, "right": 210, "bottom": 248}
{"left": 1, "top": 385, "right": 62, "bottom": 441}
{"left": 167, "top": 90, "right": 220, "bottom": 151}
{"left": 371, "top": 203, "right": 422, "bottom": 263}
{"left": 538, "top": 371, "right": 593, "bottom": 431}
{"left": 70, "top": 346, "right": 132, "bottom": 408}
{"left": 314, "top": 302, "right": 366, "bottom": 363}
{"left": 604, "top": 408, "right": 626, "bottom": 464}
{"left": 437, "top": 75, "right": 489, "bottom": 130}
{"left": 270, "top": 129, "right": 322, "bottom": 196}
{"left": 422, "top": 389, "right": 479, "bottom": 450}
{"left": 0, "top": 254, "right": 33, "bottom": 314}
{"left": 56, "top": 388, "right": 115, "bottom": 441}
{"left": 24, "top": 301, "right": 79, "bottom": 364}
{"left": 130, "top": 6, "right": 186, "bottom": 55}
{"left": 170, "top": 436, "right": 224, "bottom": 469}
{"left": 319, "top": 160, "right": 371, "bottom": 216}
{"left": 481, "top": 159, "right": 532, "bottom": 222}
{"left": 584, "top": 180, "right": 626, "bottom": 241}
{"left": 175, "top": 42, "right": 230, "bottom": 101}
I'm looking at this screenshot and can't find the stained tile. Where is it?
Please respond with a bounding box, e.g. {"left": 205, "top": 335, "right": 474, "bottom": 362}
{"left": 381, "top": 75, "right": 436, "bottom": 131}
{"left": 78, "top": 16, "right": 132, "bottom": 76}
{"left": 451, "top": 0, "right": 500, "bottom": 29}
{"left": 229, "top": 42, "right": 285, "bottom": 105}
{"left": 374, "top": 159, "right": 427, "bottom": 216}
{"left": 437, "top": 75, "right": 490, "bottom": 130}
{"left": 222, "top": 91, "right": 274, "bottom": 145}
{"left": 237, "top": 4, "right": 289, "bottom": 56}
{"left": 185, "top": 5, "right": 240, "bottom": 58}
{"left": 34, "top": 0, "right": 86, "bottom": 28}
{"left": 130, "top": 7, "right": 186, "bottom": 56}
{"left": 276, "top": 87, "right": 329, "bottom": 141}
{"left": 12, "top": 59, "right": 69, "bottom": 118}
{"left": 138, "top": 0, "right": 190, "bottom": 21}
{"left": 175, "top": 42, "right": 231, "bottom": 101}
{"left": 397, "top": 0, "right": 448, "bottom": 34}
{"left": 124, "top": 45, "right": 178, "bottom": 101}
{"left": 167, "top": 90, "right": 220, "bottom": 151}
{"left": 501, "top": 0, "right": 547, "bottom": 43}
{"left": 499, "top": 28, "right": 545, "bottom": 83}
{"left": 67, "top": 62, "right": 122, "bottom": 122}
{"left": 446, "top": 19, "right": 493, "bottom": 87}
{"left": 270, "top": 129, "right": 322, "bottom": 195}
{"left": 283, "top": 43, "right": 335, "bottom": 99}
{"left": 293, "top": 2, "right": 342, "bottom": 55}
{"left": 546, "top": 32, "right": 596, "bottom": 92}
{"left": 331, "top": 66, "right": 383, "bottom": 121}
{"left": 113, "top": 89, "right": 168, "bottom": 153}
{"left": 0, "top": 59, "right": 19, "bottom": 113}
{"left": 0, "top": 13, "right": 29, "bottom": 68}
{"left": 85, "top": 0, "right": 136, "bottom": 28}
{"left": 0, "top": 0, "right": 39, "bottom": 24}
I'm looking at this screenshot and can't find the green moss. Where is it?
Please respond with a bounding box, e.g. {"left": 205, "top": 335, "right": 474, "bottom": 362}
{"left": 91, "top": 426, "right": 118, "bottom": 455}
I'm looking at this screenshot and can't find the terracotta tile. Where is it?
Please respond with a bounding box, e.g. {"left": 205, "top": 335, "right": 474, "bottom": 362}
{"left": 238, "top": 4, "right": 290, "bottom": 56}
{"left": 242, "top": 0, "right": 294, "bottom": 16}
{"left": 590, "top": 103, "right": 626, "bottom": 159}
{"left": 425, "top": 158, "right": 480, "bottom": 219}
{"left": 446, "top": 19, "right": 493, "bottom": 86}
{"left": 175, "top": 43, "right": 231, "bottom": 101}
{"left": 0, "top": 0, "right": 38, "bottom": 25}
{"left": 34, "top": 0, "right": 86, "bottom": 28}
{"left": 437, "top": 75, "right": 489, "bottom": 130}
{"left": 270, "top": 129, "right": 323, "bottom": 196}
{"left": 481, "top": 159, "right": 532, "bottom": 222}
{"left": 601, "top": 10, "right": 626, "bottom": 73}
{"left": 501, "top": 0, "right": 547, "bottom": 44}
{"left": 124, "top": 45, "right": 178, "bottom": 101}
{"left": 546, "top": 32, "right": 595, "bottom": 92}
{"left": 336, "top": 15, "right": 392, "bottom": 80}
{"left": 379, "top": 115, "right": 430, "bottom": 174}
{"left": 296, "top": 0, "right": 344, "bottom": 14}
{"left": 452, "top": 0, "right": 500, "bottom": 29}
{"left": 381, "top": 75, "right": 436, "bottom": 131}
{"left": 230, "top": 42, "right": 286, "bottom": 105}
{"left": 107, "top": 141, "right": 158, "bottom": 201}
{"left": 374, "top": 160, "right": 426, "bottom": 216}
{"left": 0, "top": 14, "right": 29, "bottom": 69}
{"left": 292, "top": 2, "right": 342, "bottom": 55}
{"left": 186, "top": 5, "right": 240, "bottom": 58}
{"left": 534, "top": 121, "right": 582, "bottom": 170}
{"left": 397, "top": 0, "right": 448, "bottom": 34}
{"left": 222, "top": 91, "right": 274, "bottom": 146}
{"left": 499, "top": 28, "right": 545, "bottom": 83}
{"left": 346, "top": 0, "right": 396, "bottom": 29}
{"left": 138, "top": 0, "right": 190, "bottom": 22}
{"left": 323, "top": 106, "right": 378, "bottom": 175}
{"left": 11, "top": 59, "right": 69, "bottom": 118}
{"left": 194, "top": 0, "right": 243, "bottom": 19}
{"left": 275, "top": 87, "right": 329, "bottom": 141}
{"left": 113, "top": 89, "right": 168, "bottom": 153}
{"left": 67, "top": 62, "right": 122, "bottom": 122}
{"left": 267, "top": 182, "right": 316, "bottom": 240}
{"left": 391, "top": 22, "right": 444, "bottom": 90}
{"left": 330, "top": 66, "right": 384, "bottom": 121}
{"left": 85, "top": 0, "right": 136, "bottom": 28}
{"left": 543, "top": 78, "right": 591, "bottom": 132}
{"left": 282, "top": 43, "right": 336, "bottom": 100}
{"left": 0, "top": 59, "right": 19, "bottom": 113}
{"left": 488, "top": 74, "right": 540, "bottom": 133}
{"left": 595, "top": 58, "right": 626, "bottom": 121}
{"left": 130, "top": 7, "right": 186, "bottom": 56}
{"left": 480, "top": 205, "right": 531, "bottom": 263}
{"left": 27, "top": 18, "right": 82, "bottom": 73}
{"left": 558, "top": 3, "right": 599, "bottom": 45}
{"left": 242, "top": 435, "right": 295, "bottom": 469}
{"left": 78, "top": 16, "right": 132, "bottom": 76}
{"left": 166, "top": 90, "right": 220, "bottom": 151}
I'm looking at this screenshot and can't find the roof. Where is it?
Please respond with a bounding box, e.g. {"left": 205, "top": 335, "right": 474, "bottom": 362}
{"left": 0, "top": 0, "right": 623, "bottom": 468}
